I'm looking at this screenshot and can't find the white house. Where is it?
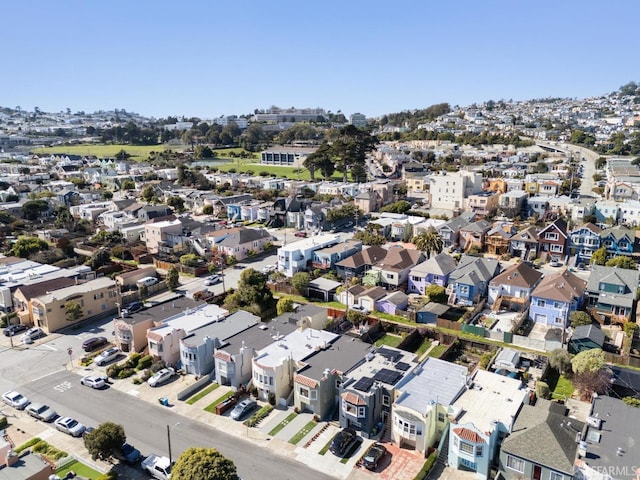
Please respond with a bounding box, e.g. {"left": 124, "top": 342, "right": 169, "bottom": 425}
{"left": 277, "top": 233, "right": 341, "bottom": 277}
{"left": 429, "top": 171, "right": 483, "bottom": 211}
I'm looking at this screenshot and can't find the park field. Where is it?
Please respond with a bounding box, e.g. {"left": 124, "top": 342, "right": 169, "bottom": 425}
{"left": 213, "top": 162, "right": 344, "bottom": 181}
{"left": 30, "top": 144, "right": 259, "bottom": 162}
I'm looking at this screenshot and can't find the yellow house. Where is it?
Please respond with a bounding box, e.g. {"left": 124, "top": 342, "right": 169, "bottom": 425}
{"left": 30, "top": 277, "right": 119, "bottom": 333}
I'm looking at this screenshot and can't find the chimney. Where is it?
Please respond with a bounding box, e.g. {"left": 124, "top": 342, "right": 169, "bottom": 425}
{"left": 5, "top": 450, "right": 18, "bottom": 467}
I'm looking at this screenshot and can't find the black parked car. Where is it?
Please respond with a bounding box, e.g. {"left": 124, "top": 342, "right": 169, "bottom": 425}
{"left": 329, "top": 428, "right": 357, "bottom": 456}
{"left": 82, "top": 336, "right": 108, "bottom": 352}
{"left": 3, "top": 324, "right": 28, "bottom": 337}
{"left": 361, "top": 443, "right": 387, "bottom": 470}
{"left": 122, "top": 301, "right": 143, "bottom": 316}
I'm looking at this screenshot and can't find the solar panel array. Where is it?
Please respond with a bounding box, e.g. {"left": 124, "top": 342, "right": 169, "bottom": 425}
{"left": 395, "top": 361, "right": 411, "bottom": 371}
{"left": 353, "top": 376, "right": 374, "bottom": 392}
{"left": 373, "top": 368, "right": 403, "bottom": 385}
{"left": 377, "top": 347, "right": 402, "bottom": 362}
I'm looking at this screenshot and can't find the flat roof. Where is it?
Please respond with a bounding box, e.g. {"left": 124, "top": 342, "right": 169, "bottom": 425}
{"left": 582, "top": 396, "right": 640, "bottom": 472}
{"left": 0, "top": 258, "right": 75, "bottom": 289}
{"left": 297, "top": 335, "right": 373, "bottom": 381}
{"left": 216, "top": 314, "right": 300, "bottom": 356}
{"left": 395, "top": 358, "right": 468, "bottom": 414}
{"left": 118, "top": 295, "right": 199, "bottom": 326}
{"left": 34, "top": 276, "right": 116, "bottom": 303}
{"left": 149, "top": 303, "right": 229, "bottom": 336}
{"left": 254, "top": 328, "right": 338, "bottom": 367}
{"left": 344, "top": 346, "right": 417, "bottom": 389}
{"left": 181, "top": 310, "right": 260, "bottom": 346}
{"left": 453, "top": 369, "right": 527, "bottom": 433}
{"left": 278, "top": 233, "right": 340, "bottom": 253}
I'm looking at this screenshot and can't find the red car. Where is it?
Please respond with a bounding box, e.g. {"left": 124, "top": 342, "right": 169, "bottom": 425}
{"left": 294, "top": 231, "right": 307, "bottom": 238}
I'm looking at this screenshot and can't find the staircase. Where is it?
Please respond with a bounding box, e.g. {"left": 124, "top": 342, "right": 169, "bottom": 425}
{"left": 437, "top": 429, "right": 450, "bottom": 466}
{"left": 493, "top": 296, "right": 503, "bottom": 312}
{"left": 379, "top": 414, "right": 393, "bottom": 443}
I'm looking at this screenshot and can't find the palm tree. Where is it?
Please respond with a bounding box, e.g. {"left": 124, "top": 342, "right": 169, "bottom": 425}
{"left": 412, "top": 227, "right": 443, "bottom": 258}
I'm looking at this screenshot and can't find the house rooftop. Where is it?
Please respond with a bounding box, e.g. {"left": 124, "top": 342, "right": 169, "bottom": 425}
{"left": 531, "top": 268, "right": 586, "bottom": 303}
{"left": 489, "top": 261, "right": 542, "bottom": 289}
{"left": 394, "top": 358, "right": 468, "bottom": 414}
{"left": 580, "top": 396, "right": 640, "bottom": 474}
{"left": 117, "top": 295, "right": 199, "bottom": 326}
{"left": 296, "top": 335, "right": 373, "bottom": 382}
{"left": 343, "top": 346, "right": 417, "bottom": 390}
{"left": 148, "top": 303, "right": 229, "bottom": 337}
{"left": 254, "top": 328, "right": 338, "bottom": 368}
{"left": 33, "top": 276, "right": 115, "bottom": 304}
{"left": 314, "top": 239, "right": 362, "bottom": 256}
{"left": 278, "top": 233, "right": 341, "bottom": 253}
{"left": 410, "top": 252, "right": 458, "bottom": 276}
{"left": 452, "top": 369, "right": 527, "bottom": 434}
{"left": 181, "top": 310, "right": 260, "bottom": 347}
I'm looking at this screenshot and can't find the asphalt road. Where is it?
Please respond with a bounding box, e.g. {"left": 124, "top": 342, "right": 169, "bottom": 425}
{"left": 537, "top": 141, "right": 601, "bottom": 196}
{"left": 18, "top": 368, "right": 335, "bottom": 480}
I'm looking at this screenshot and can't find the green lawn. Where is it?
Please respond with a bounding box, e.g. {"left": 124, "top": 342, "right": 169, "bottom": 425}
{"left": 318, "top": 438, "right": 333, "bottom": 455}
{"left": 551, "top": 375, "right": 575, "bottom": 400}
{"left": 415, "top": 338, "right": 433, "bottom": 357}
{"left": 186, "top": 383, "right": 219, "bottom": 405}
{"left": 268, "top": 412, "right": 298, "bottom": 436}
{"left": 56, "top": 460, "right": 103, "bottom": 479}
{"left": 204, "top": 391, "right": 235, "bottom": 413}
{"left": 428, "top": 344, "right": 449, "bottom": 359}
{"left": 288, "top": 421, "right": 317, "bottom": 445}
{"left": 375, "top": 333, "right": 403, "bottom": 348}
{"left": 31, "top": 144, "right": 178, "bottom": 162}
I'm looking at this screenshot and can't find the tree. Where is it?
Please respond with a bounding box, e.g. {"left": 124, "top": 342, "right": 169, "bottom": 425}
{"left": 202, "top": 204, "right": 214, "bottom": 215}
{"left": 88, "top": 247, "right": 111, "bottom": 269}
{"left": 380, "top": 201, "right": 412, "bottom": 214}
{"left": 570, "top": 311, "right": 592, "bottom": 328}
{"left": 535, "top": 381, "right": 551, "bottom": 400}
{"left": 412, "top": 228, "right": 444, "bottom": 258}
{"left": 84, "top": 422, "right": 127, "bottom": 462}
{"left": 291, "top": 272, "right": 311, "bottom": 294}
{"left": 121, "top": 179, "right": 135, "bottom": 191}
{"left": 354, "top": 229, "right": 386, "bottom": 246}
{"left": 224, "top": 268, "right": 274, "bottom": 314}
{"left": 276, "top": 297, "right": 295, "bottom": 315}
{"left": 167, "top": 196, "right": 185, "bottom": 212}
{"left": 572, "top": 348, "right": 605, "bottom": 375}
{"left": 141, "top": 185, "right": 155, "bottom": 203}
{"left": 194, "top": 145, "right": 214, "bottom": 158}
{"left": 65, "top": 300, "right": 83, "bottom": 322}
{"left": 548, "top": 348, "right": 573, "bottom": 375}
{"left": 605, "top": 256, "right": 637, "bottom": 269}
{"left": 11, "top": 236, "right": 49, "bottom": 258}
{"left": 166, "top": 266, "right": 180, "bottom": 291}
{"left": 590, "top": 246, "right": 607, "bottom": 265}
{"left": 171, "top": 447, "right": 238, "bottom": 480}
{"left": 426, "top": 284, "right": 447, "bottom": 304}
{"left": 21, "top": 199, "right": 49, "bottom": 220}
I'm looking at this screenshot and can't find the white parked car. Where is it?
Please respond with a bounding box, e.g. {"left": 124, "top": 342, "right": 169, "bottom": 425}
{"left": 136, "top": 276, "right": 159, "bottom": 288}
{"left": 80, "top": 375, "right": 106, "bottom": 389}
{"left": 261, "top": 264, "right": 277, "bottom": 274}
{"left": 26, "top": 402, "right": 57, "bottom": 422}
{"left": 94, "top": 347, "right": 120, "bottom": 366}
{"left": 147, "top": 368, "right": 175, "bottom": 387}
{"left": 2, "top": 390, "right": 30, "bottom": 409}
{"left": 20, "top": 327, "right": 45, "bottom": 344}
{"left": 204, "top": 274, "right": 221, "bottom": 286}
{"left": 55, "top": 416, "right": 86, "bottom": 437}
{"left": 350, "top": 305, "right": 370, "bottom": 314}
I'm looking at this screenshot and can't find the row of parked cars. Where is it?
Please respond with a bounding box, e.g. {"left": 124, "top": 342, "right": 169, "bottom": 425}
{"left": 329, "top": 427, "right": 388, "bottom": 471}
{"left": 2, "top": 390, "right": 86, "bottom": 437}
{"left": 3, "top": 324, "right": 47, "bottom": 344}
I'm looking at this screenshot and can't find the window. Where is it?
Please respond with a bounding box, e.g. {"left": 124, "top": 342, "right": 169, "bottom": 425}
{"left": 550, "top": 244, "right": 563, "bottom": 252}
{"left": 386, "top": 273, "right": 394, "bottom": 279}
{"left": 537, "top": 299, "right": 546, "bottom": 307}
{"left": 545, "top": 232, "right": 559, "bottom": 241}
{"left": 505, "top": 455, "right": 525, "bottom": 473}
{"left": 459, "top": 442, "right": 474, "bottom": 455}
{"left": 620, "top": 242, "right": 628, "bottom": 249}
{"left": 299, "top": 387, "right": 309, "bottom": 399}
{"left": 438, "top": 412, "right": 445, "bottom": 422}
{"left": 549, "top": 473, "right": 563, "bottom": 480}
{"left": 382, "top": 395, "right": 390, "bottom": 407}
{"left": 454, "top": 437, "right": 459, "bottom": 448}
{"left": 476, "top": 445, "right": 483, "bottom": 457}
{"left": 357, "top": 406, "right": 366, "bottom": 417}
{"left": 553, "top": 302, "right": 561, "bottom": 309}
{"left": 459, "top": 285, "right": 470, "bottom": 295}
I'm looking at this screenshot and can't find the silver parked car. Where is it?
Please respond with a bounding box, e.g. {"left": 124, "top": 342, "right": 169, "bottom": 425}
{"left": 55, "top": 416, "right": 86, "bottom": 437}
{"left": 26, "top": 402, "right": 57, "bottom": 422}
{"left": 94, "top": 347, "right": 120, "bottom": 366}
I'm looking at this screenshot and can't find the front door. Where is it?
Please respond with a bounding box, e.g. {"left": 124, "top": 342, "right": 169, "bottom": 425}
{"left": 533, "top": 465, "right": 541, "bottom": 480}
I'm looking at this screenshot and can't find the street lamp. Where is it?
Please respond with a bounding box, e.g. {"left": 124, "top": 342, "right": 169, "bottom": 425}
{"left": 167, "top": 422, "right": 180, "bottom": 464}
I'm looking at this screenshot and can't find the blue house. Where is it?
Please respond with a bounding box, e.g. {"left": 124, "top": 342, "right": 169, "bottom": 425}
{"left": 226, "top": 203, "right": 243, "bottom": 221}
{"left": 585, "top": 265, "right": 639, "bottom": 324}
{"left": 600, "top": 225, "right": 635, "bottom": 257}
{"left": 447, "top": 255, "right": 500, "bottom": 306}
{"left": 408, "top": 252, "right": 458, "bottom": 294}
{"left": 529, "top": 269, "right": 586, "bottom": 327}
{"left": 569, "top": 222, "right": 602, "bottom": 263}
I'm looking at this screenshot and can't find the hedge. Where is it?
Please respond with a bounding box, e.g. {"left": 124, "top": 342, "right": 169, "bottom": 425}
{"left": 414, "top": 450, "right": 438, "bottom": 480}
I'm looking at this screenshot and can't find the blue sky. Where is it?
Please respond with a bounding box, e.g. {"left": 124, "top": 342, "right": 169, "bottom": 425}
{"left": 2, "top": 1, "right": 639, "bottom": 119}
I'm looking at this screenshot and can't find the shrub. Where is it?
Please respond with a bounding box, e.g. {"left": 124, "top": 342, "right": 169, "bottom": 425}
{"left": 249, "top": 385, "right": 258, "bottom": 397}
{"left": 141, "top": 370, "right": 152, "bottom": 381}
{"left": 479, "top": 352, "right": 493, "bottom": 370}
{"left": 0, "top": 416, "right": 7, "bottom": 430}
{"left": 125, "top": 353, "right": 142, "bottom": 369}
{"left": 150, "top": 360, "right": 167, "bottom": 373}
{"left": 268, "top": 392, "right": 276, "bottom": 406}
{"left": 132, "top": 377, "right": 142, "bottom": 385}
{"left": 106, "top": 364, "right": 123, "bottom": 379}
{"left": 96, "top": 471, "right": 118, "bottom": 480}
{"left": 414, "top": 450, "right": 438, "bottom": 480}
{"left": 136, "top": 354, "right": 153, "bottom": 370}
{"left": 118, "top": 368, "right": 135, "bottom": 379}
{"left": 536, "top": 381, "right": 551, "bottom": 400}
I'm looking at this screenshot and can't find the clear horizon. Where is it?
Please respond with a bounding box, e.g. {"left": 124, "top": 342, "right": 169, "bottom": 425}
{"left": 2, "top": 1, "right": 639, "bottom": 119}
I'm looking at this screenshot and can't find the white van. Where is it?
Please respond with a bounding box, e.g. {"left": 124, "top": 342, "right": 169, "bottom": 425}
{"left": 136, "top": 277, "right": 159, "bottom": 288}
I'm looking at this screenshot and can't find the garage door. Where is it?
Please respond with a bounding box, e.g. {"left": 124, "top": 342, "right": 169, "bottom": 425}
{"left": 534, "top": 313, "right": 547, "bottom": 324}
